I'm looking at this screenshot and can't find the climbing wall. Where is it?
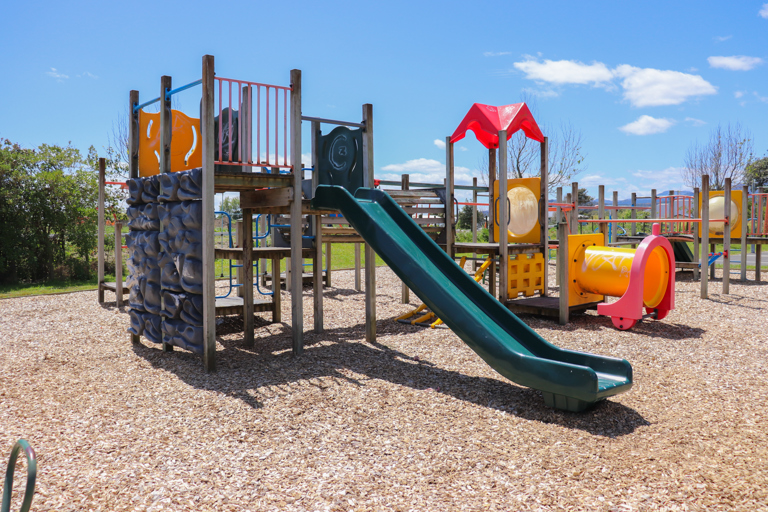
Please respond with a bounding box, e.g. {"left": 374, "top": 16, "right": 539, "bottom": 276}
{"left": 126, "top": 169, "right": 204, "bottom": 353}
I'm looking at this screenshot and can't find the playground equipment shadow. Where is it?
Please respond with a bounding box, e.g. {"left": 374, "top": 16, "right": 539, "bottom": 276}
{"left": 540, "top": 311, "right": 707, "bottom": 340}
{"left": 131, "top": 321, "right": 650, "bottom": 438}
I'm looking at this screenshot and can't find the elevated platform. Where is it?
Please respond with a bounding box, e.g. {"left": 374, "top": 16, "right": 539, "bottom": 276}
{"left": 504, "top": 296, "right": 600, "bottom": 318}
{"left": 450, "top": 242, "right": 545, "bottom": 255}
{"left": 215, "top": 247, "right": 314, "bottom": 260}
{"left": 214, "top": 296, "right": 274, "bottom": 316}
{"left": 100, "top": 281, "right": 128, "bottom": 293}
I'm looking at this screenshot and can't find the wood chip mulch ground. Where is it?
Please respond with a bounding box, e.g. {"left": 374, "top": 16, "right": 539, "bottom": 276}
{"left": 1, "top": 265, "right": 767, "bottom": 511}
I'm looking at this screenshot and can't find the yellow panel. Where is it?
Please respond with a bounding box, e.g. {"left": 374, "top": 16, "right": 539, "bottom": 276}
{"left": 697, "top": 190, "right": 743, "bottom": 237}
{"left": 507, "top": 253, "right": 545, "bottom": 298}
{"left": 138, "top": 110, "right": 202, "bottom": 177}
{"left": 492, "top": 178, "right": 541, "bottom": 244}
{"left": 567, "top": 233, "right": 605, "bottom": 307}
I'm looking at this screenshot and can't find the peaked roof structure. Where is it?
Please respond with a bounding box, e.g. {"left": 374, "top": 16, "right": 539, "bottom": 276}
{"left": 450, "top": 103, "right": 544, "bottom": 148}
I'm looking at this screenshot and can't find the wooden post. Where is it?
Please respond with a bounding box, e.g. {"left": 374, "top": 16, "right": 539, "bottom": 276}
{"left": 498, "top": 131, "right": 508, "bottom": 303}
{"left": 242, "top": 208, "right": 254, "bottom": 347}
{"left": 612, "top": 190, "right": 619, "bottom": 245}
{"left": 571, "top": 182, "right": 579, "bottom": 235}
{"left": 271, "top": 254, "right": 281, "bottom": 323}
{"left": 98, "top": 158, "right": 106, "bottom": 303}
{"left": 723, "top": 178, "right": 731, "bottom": 294}
{"left": 289, "top": 69, "right": 304, "bottom": 356}
{"left": 555, "top": 186, "right": 562, "bottom": 287}
{"left": 128, "top": 91, "right": 140, "bottom": 344}
{"left": 757, "top": 187, "right": 765, "bottom": 282}
{"left": 693, "top": 188, "right": 700, "bottom": 281}
{"left": 488, "top": 147, "right": 496, "bottom": 244}
{"left": 354, "top": 243, "right": 361, "bottom": 291}
{"left": 598, "top": 185, "right": 606, "bottom": 240}
{"left": 201, "top": 54, "right": 217, "bottom": 371}
{"left": 471, "top": 177, "right": 478, "bottom": 272}
{"left": 701, "top": 175, "right": 709, "bottom": 299}
{"left": 540, "top": 137, "right": 549, "bottom": 296}
{"left": 488, "top": 146, "right": 496, "bottom": 295}
{"left": 363, "top": 103, "right": 376, "bottom": 343}
{"left": 311, "top": 120, "right": 323, "bottom": 333}
{"left": 557, "top": 221, "right": 569, "bottom": 325}
{"left": 650, "top": 189, "right": 657, "bottom": 227}
{"left": 740, "top": 185, "right": 748, "bottom": 281}
{"left": 445, "top": 137, "right": 455, "bottom": 258}
{"left": 160, "top": 76, "right": 172, "bottom": 174}
{"left": 235, "top": 220, "right": 245, "bottom": 297}
{"left": 401, "top": 173, "right": 410, "bottom": 303}
{"left": 114, "top": 222, "right": 123, "bottom": 308}
{"left": 324, "top": 242, "right": 331, "bottom": 287}
{"left": 630, "top": 193, "right": 637, "bottom": 237}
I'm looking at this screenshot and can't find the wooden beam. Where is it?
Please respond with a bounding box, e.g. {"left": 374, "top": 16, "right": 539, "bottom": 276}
{"left": 311, "top": 120, "right": 323, "bottom": 333}
{"left": 630, "top": 193, "right": 637, "bottom": 237}
{"left": 693, "top": 188, "right": 700, "bottom": 281}
{"left": 540, "top": 137, "right": 549, "bottom": 296}
{"left": 98, "top": 158, "right": 105, "bottom": 303}
{"left": 354, "top": 243, "right": 361, "bottom": 291}
{"left": 471, "top": 177, "right": 478, "bottom": 273}
{"left": 129, "top": 90, "right": 139, "bottom": 179}
{"left": 289, "top": 69, "right": 304, "bottom": 356}
{"left": 650, "top": 189, "right": 657, "bottom": 219}
{"left": 363, "top": 103, "right": 376, "bottom": 344}
{"left": 242, "top": 208, "right": 254, "bottom": 347}
{"left": 201, "top": 54, "right": 217, "bottom": 372}
{"left": 498, "top": 130, "right": 508, "bottom": 303}
{"left": 598, "top": 185, "right": 606, "bottom": 240}
{"left": 488, "top": 147, "right": 496, "bottom": 244}
{"left": 612, "top": 190, "right": 619, "bottom": 245}
{"left": 557, "top": 221, "right": 569, "bottom": 325}
{"left": 271, "top": 254, "right": 281, "bottom": 323}
{"left": 570, "top": 182, "right": 579, "bottom": 235}
{"left": 741, "top": 185, "right": 748, "bottom": 281}
{"left": 240, "top": 187, "right": 293, "bottom": 209}
{"left": 445, "top": 137, "right": 455, "bottom": 257}
{"left": 325, "top": 242, "right": 332, "bottom": 287}
{"left": 723, "top": 178, "right": 731, "bottom": 294}
{"left": 700, "top": 175, "right": 709, "bottom": 299}
{"left": 114, "top": 222, "right": 123, "bottom": 308}
{"left": 160, "top": 75, "right": 172, "bottom": 175}
{"left": 555, "top": 186, "right": 562, "bottom": 287}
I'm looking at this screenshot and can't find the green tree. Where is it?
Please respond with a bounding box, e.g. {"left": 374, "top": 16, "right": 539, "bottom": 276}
{"left": 746, "top": 156, "right": 768, "bottom": 189}
{"left": 0, "top": 139, "right": 98, "bottom": 282}
{"left": 220, "top": 195, "right": 242, "bottom": 220}
{"left": 456, "top": 204, "right": 484, "bottom": 230}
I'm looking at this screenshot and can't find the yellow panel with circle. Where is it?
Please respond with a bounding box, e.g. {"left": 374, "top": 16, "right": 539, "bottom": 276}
{"left": 697, "top": 190, "right": 743, "bottom": 237}
{"left": 492, "top": 178, "right": 541, "bottom": 244}
{"left": 508, "top": 253, "right": 545, "bottom": 298}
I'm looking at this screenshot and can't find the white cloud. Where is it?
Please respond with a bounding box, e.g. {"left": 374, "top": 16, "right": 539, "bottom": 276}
{"left": 484, "top": 51, "right": 511, "bottom": 57}
{"left": 82, "top": 71, "right": 98, "bottom": 79}
{"left": 755, "top": 92, "right": 768, "bottom": 103}
{"left": 433, "top": 139, "right": 446, "bottom": 150}
{"left": 630, "top": 167, "right": 688, "bottom": 193}
{"left": 512, "top": 58, "right": 717, "bottom": 107}
{"left": 734, "top": 90, "right": 745, "bottom": 98}
{"left": 714, "top": 35, "right": 732, "bottom": 42}
{"left": 613, "top": 65, "right": 717, "bottom": 107}
{"left": 379, "top": 158, "right": 474, "bottom": 185}
{"left": 513, "top": 58, "right": 613, "bottom": 85}
{"left": 708, "top": 55, "right": 763, "bottom": 71}
{"left": 46, "top": 67, "right": 69, "bottom": 81}
{"left": 685, "top": 117, "right": 706, "bottom": 127}
{"left": 619, "top": 115, "right": 675, "bottom": 135}
{"left": 577, "top": 167, "right": 688, "bottom": 200}
{"left": 459, "top": 146, "right": 468, "bottom": 152}
{"left": 521, "top": 87, "right": 559, "bottom": 99}
{"left": 760, "top": 3, "right": 768, "bottom": 18}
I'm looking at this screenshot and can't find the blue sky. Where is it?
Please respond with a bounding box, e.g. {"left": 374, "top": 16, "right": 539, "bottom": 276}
{"left": 2, "top": 0, "right": 767, "bottom": 203}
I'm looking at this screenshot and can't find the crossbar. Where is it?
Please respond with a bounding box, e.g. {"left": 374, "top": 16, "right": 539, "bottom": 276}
{"left": 301, "top": 115, "right": 364, "bottom": 128}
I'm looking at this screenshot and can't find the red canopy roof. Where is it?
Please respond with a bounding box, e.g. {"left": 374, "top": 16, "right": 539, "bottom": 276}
{"left": 450, "top": 103, "right": 544, "bottom": 149}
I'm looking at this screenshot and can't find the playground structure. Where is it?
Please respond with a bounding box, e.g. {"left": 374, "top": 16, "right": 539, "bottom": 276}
{"left": 113, "top": 55, "right": 768, "bottom": 411}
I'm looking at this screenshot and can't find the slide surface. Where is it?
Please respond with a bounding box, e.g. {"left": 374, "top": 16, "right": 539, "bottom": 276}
{"left": 312, "top": 186, "right": 633, "bottom": 411}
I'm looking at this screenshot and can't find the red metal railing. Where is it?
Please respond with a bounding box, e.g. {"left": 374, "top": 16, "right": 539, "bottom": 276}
{"left": 214, "top": 76, "right": 292, "bottom": 169}
{"left": 750, "top": 192, "right": 768, "bottom": 236}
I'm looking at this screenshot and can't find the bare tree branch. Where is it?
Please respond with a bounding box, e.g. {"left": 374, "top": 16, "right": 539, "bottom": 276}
{"left": 682, "top": 122, "right": 753, "bottom": 190}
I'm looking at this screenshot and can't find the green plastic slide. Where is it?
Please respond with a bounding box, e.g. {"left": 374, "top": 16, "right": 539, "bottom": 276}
{"left": 312, "top": 186, "right": 633, "bottom": 412}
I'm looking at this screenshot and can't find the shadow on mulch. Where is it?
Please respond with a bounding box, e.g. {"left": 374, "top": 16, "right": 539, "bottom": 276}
{"left": 132, "top": 319, "right": 650, "bottom": 439}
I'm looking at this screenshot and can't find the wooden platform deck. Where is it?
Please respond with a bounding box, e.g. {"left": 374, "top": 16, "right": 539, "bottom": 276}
{"left": 504, "top": 296, "right": 600, "bottom": 318}
{"left": 214, "top": 296, "right": 274, "bottom": 316}
{"left": 450, "top": 242, "right": 545, "bottom": 255}
{"left": 100, "top": 281, "right": 128, "bottom": 293}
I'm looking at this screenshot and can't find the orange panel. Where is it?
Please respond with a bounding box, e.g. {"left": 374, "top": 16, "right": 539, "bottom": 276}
{"left": 492, "top": 177, "right": 541, "bottom": 244}
{"left": 138, "top": 110, "right": 202, "bottom": 177}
